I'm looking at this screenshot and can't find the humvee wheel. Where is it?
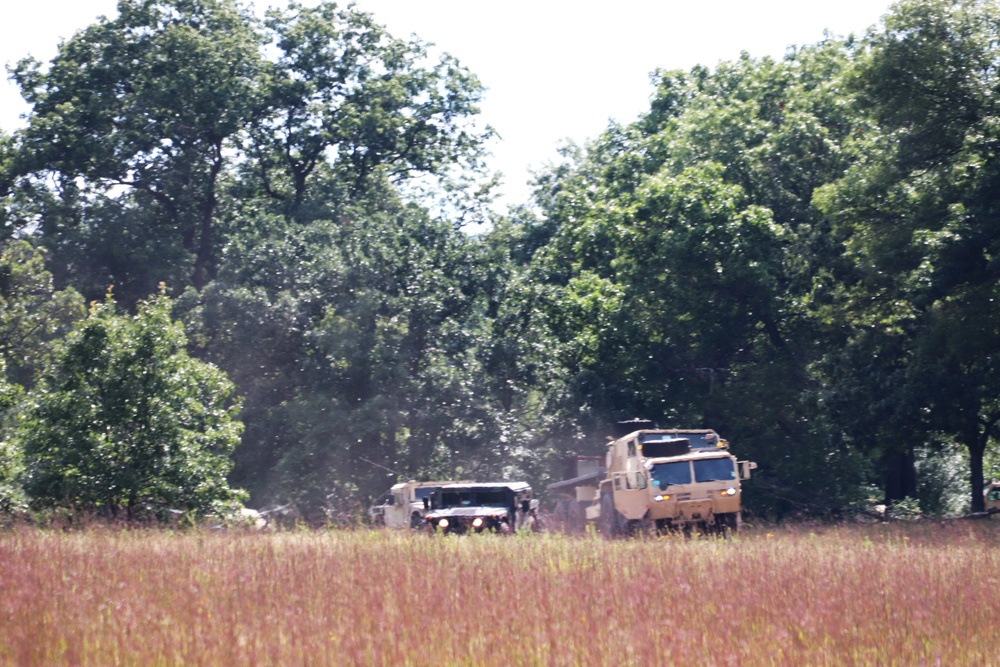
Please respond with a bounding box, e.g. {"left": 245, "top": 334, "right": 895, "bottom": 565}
{"left": 409, "top": 512, "right": 422, "bottom": 530}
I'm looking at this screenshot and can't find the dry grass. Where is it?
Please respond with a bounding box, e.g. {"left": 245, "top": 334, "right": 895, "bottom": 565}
{"left": 2, "top": 522, "right": 999, "bottom": 666}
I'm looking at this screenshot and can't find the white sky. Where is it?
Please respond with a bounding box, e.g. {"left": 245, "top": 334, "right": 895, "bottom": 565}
{"left": 1, "top": 0, "right": 896, "bottom": 208}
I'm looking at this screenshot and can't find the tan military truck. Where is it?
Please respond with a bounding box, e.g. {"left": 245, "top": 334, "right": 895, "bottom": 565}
{"left": 596, "top": 425, "right": 756, "bottom": 535}
{"left": 369, "top": 480, "right": 472, "bottom": 529}
{"left": 564, "top": 421, "right": 755, "bottom": 535}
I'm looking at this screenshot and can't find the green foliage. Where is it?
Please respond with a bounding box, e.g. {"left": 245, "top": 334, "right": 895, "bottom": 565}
{"left": 517, "top": 39, "right": 876, "bottom": 514}
{"left": 498, "top": 0, "right": 1000, "bottom": 518}
{"left": 913, "top": 444, "right": 968, "bottom": 515}
{"left": 8, "top": 0, "right": 492, "bottom": 305}
{"left": 187, "top": 193, "right": 515, "bottom": 512}
{"left": 0, "top": 240, "right": 86, "bottom": 387}
{"left": 0, "top": 362, "right": 25, "bottom": 514}
{"left": 6, "top": 0, "right": 1000, "bottom": 520}
{"left": 18, "top": 291, "right": 245, "bottom": 520}
{"left": 816, "top": 0, "right": 1000, "bottom": 512}
{"left": 250, "top": 2, "right": 492, "bottom": 218}
{"left": 11, "top": 0, "right": 264, "bottom": 298}
{"left": 0, "top": 240, "right": 84, "bottom": 515}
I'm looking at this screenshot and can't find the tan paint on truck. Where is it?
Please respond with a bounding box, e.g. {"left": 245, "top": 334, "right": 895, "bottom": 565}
{"left": 590, "top": 428, "right": 756, "bottom": 535}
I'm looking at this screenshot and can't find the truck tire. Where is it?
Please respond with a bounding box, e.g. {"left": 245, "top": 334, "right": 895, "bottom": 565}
{"left": 409, "top": 512, "right": 422, "bottom": 530}
{"left": 628, "top": 513, "right": 652, "bottom": 537}
{"left": 716, "top": 512, "right": 740, "bottom": 536}
{"left": 600, "top": 492, "right": 623, "bottom": 538}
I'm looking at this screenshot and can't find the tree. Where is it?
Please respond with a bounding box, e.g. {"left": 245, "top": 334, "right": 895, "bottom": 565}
{"left": 0, "top": 361, "right": 24, "bottom": 514}
{"left": 11, "top": 0, "right": 264, "bottom": 297}
{"left": 187, "top": 188, "right": 513, "bottom": 513}
{"left": 518, "top": 41, "right": 876, "bottom": 515}
{"left": 8, "top": 0, "right": 493, "bottom": 306}
{"left": 0, "top": 240, "right": 84, "bottom": 515}
{"left": 19, "top": 291, "right": 245, "bottom": 520}
{"left": 816, "top": 0, "right": 1000, "bottom": 512}
{"left": 0, "top": 240, "right": 85, "bottom": 388}
{"left": 246, "top": 2, "right": 492, "bottom": 221}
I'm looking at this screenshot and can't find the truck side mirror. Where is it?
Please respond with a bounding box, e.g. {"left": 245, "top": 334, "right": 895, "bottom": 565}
{"left": 423, "top": 497, "right": 430, "bottom": 510}
{"left": 739, "top": 461, "right": 758, "bottom": 480}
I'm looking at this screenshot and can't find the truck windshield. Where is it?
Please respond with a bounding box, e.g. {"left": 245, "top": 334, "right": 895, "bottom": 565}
{"left": 413, "top": 488, "right": 436, "bottom": 501}
{"left": 694, "top": 458, "right": 736, "bottom": 482}
{"left": 436, "top": 489, "right": 509, "bottom": 508}
{"left": 649, "top": 462, "right": 691, "bottom": 488}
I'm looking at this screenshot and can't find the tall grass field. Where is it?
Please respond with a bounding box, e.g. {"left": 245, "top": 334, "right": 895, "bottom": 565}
{"left": 2, "top": 523, "right": 998, "bottom": 665}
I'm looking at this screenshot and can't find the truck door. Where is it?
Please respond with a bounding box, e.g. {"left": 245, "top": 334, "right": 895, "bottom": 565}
{"left": 384, "top": 491, "right": 407, "bottom": 529}
{"left": 612, "top": 453, "right": 649, "bottom": 521}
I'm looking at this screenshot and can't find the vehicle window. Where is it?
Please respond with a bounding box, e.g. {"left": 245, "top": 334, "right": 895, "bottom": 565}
{"left": 436, "top": 488, "right": 510, "bottom": 508}
{"left": 694, "top": 458, "right": 736, "bottom": 482}
{"left": 474, "top": 490, "right": 508, "bottom": 506}
{"left": 649, "top": 462, "right": 691, "bottom": 488}
{"left": 414, "top": 488, "right": 435, "bottom": 501}
{"left": 437, "top": 491, "right": 466, "bottom": 508}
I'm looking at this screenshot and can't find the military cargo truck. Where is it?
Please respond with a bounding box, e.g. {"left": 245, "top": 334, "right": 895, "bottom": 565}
{"left": 551, "top": 420, "right": 756, "bottom": 535}
{"left": 424, "top": 482, "right": 539, "bottom": 534}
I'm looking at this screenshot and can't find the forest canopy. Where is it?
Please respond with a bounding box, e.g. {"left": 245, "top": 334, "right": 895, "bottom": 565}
{"left": 2, "top": 0, "right": 999, "bottom": 521}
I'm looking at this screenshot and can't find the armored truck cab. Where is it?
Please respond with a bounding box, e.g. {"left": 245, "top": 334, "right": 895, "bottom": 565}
{"left": 592, "top": 427, "right": 756, "bottom": 535}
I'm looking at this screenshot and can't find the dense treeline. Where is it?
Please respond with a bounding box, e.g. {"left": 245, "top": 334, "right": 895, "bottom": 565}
{"left": 1, "top": 0, "right": 998, "bottom": 521}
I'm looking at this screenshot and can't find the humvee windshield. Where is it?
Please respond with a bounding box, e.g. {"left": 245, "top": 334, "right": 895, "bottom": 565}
{"left": 694, "top": 458, "right": 736, "bottom": 482}
{"left": 435, "top": 488, "right": 510, "bottom": 509}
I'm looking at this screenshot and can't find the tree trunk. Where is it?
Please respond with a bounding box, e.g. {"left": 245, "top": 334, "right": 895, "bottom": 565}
{"left": 882, "top": 445, "right": 917, "bottom": 505}
{"left": 968, "top": 435, "right": 986, "bottom": 514}
{"left": 192, "top": 147, "right": 224, "bottom": 290}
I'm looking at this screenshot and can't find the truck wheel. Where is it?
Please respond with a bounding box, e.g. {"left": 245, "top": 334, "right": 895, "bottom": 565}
{"left": 628, "top": 514, "right": 652, "bottom": 537}
{"left": 600, "top": 492, "right": 623, "bottom": 538}
{"left": 410, "top": 513, "right": 422, "bottom": 530}
{"left": 716, "top": 512, "right": 739, "bottom": 536}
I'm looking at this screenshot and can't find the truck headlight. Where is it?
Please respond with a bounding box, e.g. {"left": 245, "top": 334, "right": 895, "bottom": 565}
{"left": 438, "top": 518, "right": 449, "bottom": 528}
{"left": 722, "top": 488, "right": 736, "bottom": 496}
{"left": 472, "top": 517, "right": 484, "bottom": 528}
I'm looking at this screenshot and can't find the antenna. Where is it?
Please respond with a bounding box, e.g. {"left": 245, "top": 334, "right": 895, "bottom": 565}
{"left": 359, "top": 456, "right": 402, "bottom": 476}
